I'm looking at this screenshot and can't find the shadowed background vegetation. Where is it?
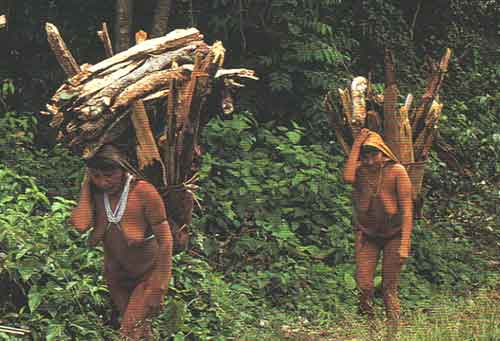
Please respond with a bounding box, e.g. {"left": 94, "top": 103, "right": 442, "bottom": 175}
{"left": 0, "top": 0, "right": 498, "bottom": 339}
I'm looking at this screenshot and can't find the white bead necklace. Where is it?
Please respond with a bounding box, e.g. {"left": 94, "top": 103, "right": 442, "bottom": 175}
{"left": 103, "top": 173, "right": 133, "bottom": 226}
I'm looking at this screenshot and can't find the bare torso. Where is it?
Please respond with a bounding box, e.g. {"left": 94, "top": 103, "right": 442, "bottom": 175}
{"left": 353, "top": 162, "right": 404, "bottom": 235}
{"left": 93, "top": 180, "right": 160, "bottom": 278}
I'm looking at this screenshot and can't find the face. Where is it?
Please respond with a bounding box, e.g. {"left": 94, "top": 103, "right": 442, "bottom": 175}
{"left": 361, "top": 149, "right": 384, "bottom": 168}
{"left": 87, "top": 167, "right": 125, "bottom": 194}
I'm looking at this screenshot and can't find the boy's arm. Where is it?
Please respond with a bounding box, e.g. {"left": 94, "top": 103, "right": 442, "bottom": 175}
{"left": 395, "top": 165, "right": 413, "bottom": 262}
{"left": 69, "top": 171, "right": 95, "bottom": 232}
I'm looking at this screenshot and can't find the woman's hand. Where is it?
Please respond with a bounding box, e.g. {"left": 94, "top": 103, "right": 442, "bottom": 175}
{"left": 353, "top": 128, "right": 371, "bottom": 147}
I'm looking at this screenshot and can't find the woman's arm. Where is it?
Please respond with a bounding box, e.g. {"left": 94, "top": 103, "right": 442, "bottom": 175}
{"left": 343, "top": 128, "right": 370, "bottom": 183}
{"left": 69, "top": 171, "right": 95, "bottom": 232}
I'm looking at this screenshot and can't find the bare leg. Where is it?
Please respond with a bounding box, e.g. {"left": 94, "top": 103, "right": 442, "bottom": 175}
{"left": 382, "top": 236, "right": 404, "bottom": 329}
{"left": 120, "top": 281, "right": 154, "bottom": 341}
{"left": 355, "top": 232, "right": 382, "bottom": 318}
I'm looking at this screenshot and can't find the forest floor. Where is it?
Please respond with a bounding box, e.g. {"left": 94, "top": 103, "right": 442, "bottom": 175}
{"left": 239, "top": 288, "right": 500, "bottom": 341}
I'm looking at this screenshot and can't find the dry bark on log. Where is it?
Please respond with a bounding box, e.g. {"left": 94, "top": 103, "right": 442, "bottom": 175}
{"left": 88, "top": 28, "right": 203, "bottom": 74}
{"left": 111, "top": 69, "right": 186, "bottom": 113}
{"left": 45, "top": 23, "right": 80, "bottom": 77}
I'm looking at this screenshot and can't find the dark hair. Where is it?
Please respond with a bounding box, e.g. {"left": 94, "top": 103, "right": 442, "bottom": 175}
{"left": 361, "top": 145, "right": 380, "bottom": 156}
{"left": 84, "top": 156, "right": 122, "bottom": 171}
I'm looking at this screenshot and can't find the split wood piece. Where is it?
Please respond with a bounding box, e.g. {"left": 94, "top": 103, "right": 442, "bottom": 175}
{"left": 411, "top": 48, "right": 452, "bottom": 134}
{"left": 176, "top": 53, "right": 203, "bottom": 131}
{"left": 164, "top": 77, "right": 178, "bottom": 186}
{"left": 46, "top": 23, "right": 80, "bottom": 77}
{"left": 351, "top": 76, "right": 368, "bottom": 138}
{"left": 413, "top": 100, "right": 442, "bottom": 160}
{"left": 129, "top": 31, "right": 163, "bottom": 170}
{"left": 214, "top": 68, "right": 259, "bottom": 80}
{"left": 382, "top": 49, "right": 404, "bottom": 160}
{"left": 88, "top": 28, "right": 203, "bottom": 74}
{"left": 97, "top": 22, "right": 114, "bottom": 58}
{"left": 179, "top": 71, "right": 210, "bottom": 180}
{"left": 131, "top": 100, "right": 163, "bottom": 169}
{"left": 142, "top": 88, "right": 170, "bottom": 102}
{"left": 79, "top": 45, "right": 199, "bottom": 121}
{"left": 0, "top": 15, "right": 6, "bottom": 29}
{"left": 179, "top": 42, "right": 225, "bottom": 175}
{"left": 139, "top": 67, "right": 258, "bottom": 105}
{"left": 398, "top": 94, "right": 415, "bottom": 163}
{"left": 366, "top": 110, "right": 382, "bottom": 133}
{"left": 337, "top": 88, "right": 353, "bottom": 130}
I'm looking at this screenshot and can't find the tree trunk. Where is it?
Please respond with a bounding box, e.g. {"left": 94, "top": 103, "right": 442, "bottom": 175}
{"left": 114, "top": 0, "right": 133, "bottom": 53}
{"left": 151, "top": 0, "right": 173, "bottom": 38}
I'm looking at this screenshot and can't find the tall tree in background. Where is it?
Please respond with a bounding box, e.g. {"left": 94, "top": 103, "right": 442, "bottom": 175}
{"left": 114, "top": 0, "right": 132, "bottom": 52}
{"left": 151, "top": 0, "right": 173, "bottom": 38}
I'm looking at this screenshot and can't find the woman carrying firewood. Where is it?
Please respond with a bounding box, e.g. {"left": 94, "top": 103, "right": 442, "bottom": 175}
{"left": 70, "top": 144, "right": 173, "bottom": 340}
{"left": 342, "top": 128, "right": 413, "bottom": 328}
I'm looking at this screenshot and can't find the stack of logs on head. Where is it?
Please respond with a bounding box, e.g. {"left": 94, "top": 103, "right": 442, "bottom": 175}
{"left": 324, "top": 48, "right": 452, "bottom": 206}
{"left": 43, "top": 23, "right": 258, "bottom": 251}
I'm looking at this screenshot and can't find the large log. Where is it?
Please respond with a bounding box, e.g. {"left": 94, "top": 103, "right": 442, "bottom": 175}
{"left": 88, "top": 28, "right": 203, "bottom": 74}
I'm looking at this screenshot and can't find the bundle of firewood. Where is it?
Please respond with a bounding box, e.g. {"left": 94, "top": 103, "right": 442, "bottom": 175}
{"left": 324, "top": 48, "right": 452, "bottom": 199}
{"left": 44, "top": 23, "right": 257, "bottom": 250}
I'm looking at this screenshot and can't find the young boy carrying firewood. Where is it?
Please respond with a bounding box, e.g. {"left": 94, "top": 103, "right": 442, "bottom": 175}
{"left": 343, "top": 128, "right": 413, "bottom": 327}
{"left": 70, "top": 144, "right": 173, "bottom": 340}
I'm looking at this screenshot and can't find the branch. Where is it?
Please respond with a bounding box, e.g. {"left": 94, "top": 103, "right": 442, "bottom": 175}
{"left": 409, "top": 0, "right": 423, "bottom": 41}
{"left": 97, "top": 22, "right": 114, "bottom": 58}
{"left": 45, "top": 23, "right": 80, "bottom": 77}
